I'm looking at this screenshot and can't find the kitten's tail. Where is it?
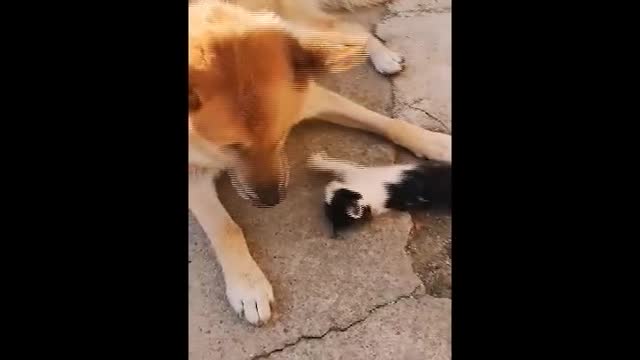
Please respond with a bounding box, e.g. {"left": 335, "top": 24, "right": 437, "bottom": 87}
{"left": 307, "top": 152, "right": 363, "bottom": 177}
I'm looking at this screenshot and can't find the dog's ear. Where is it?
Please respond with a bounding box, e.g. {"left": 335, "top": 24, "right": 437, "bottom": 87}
{"left": 290, "top": 30, "right": 367, "bottom": 76}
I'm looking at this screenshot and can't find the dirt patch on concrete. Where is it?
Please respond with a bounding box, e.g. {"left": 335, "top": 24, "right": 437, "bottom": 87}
{"left": 406, "top": 211, "right": 451, "bottom": 298}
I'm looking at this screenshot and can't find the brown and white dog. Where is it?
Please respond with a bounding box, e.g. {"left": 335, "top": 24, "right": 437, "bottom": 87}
{"left": 188, "top": 0, "right": 451, "bottom": 325}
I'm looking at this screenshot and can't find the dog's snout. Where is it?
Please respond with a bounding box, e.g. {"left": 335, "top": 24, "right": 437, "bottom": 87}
{"left": 254, "top": 185, "right": 285, "bottom": 207}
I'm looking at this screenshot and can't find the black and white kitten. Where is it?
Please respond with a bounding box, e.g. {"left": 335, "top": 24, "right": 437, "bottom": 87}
{"left": 308, "top": 152, "right": 451, "bottom": 237}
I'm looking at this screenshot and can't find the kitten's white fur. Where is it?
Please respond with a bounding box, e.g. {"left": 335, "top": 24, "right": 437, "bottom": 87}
{"left": 309, "top": 152, "right": 414, "bottom": 215}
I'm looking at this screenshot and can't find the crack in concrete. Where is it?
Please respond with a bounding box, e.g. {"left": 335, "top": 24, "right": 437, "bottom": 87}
{"left": 405, "top": 211, "right": 424, "bottom": 280}
{"left": 386, "top": 79, "right": 399, "bottom": 118}
{"left": 388, "top": 81, "right": 403, "bottom": 164}
{"left": 250, "top": 285, "right": 424, "bottom": 360}
{"left": 404, "top": 103, "right": 451, "bottom": 133}
{"left": 382, "top": 6, "right": 451, "bottom": 21}
{"left": 376, "top": 2, "right": 404, "bottom": 166}
{"left": 404, "top": 211, "right": 452, "bottom": 299}
{"left": 393, "top": 8, "right": 451, "bottom": 15}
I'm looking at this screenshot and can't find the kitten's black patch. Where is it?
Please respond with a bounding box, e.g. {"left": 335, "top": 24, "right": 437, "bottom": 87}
{"left": 325, "top": 188, "right": 372, "bottom": 238}
{"left": 385, "top": 161, "right": 451, "bottom": 212}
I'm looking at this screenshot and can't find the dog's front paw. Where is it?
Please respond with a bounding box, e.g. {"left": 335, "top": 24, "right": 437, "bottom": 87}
{"left": 414, "top": 130, "right": 451, "bottom": 163}
{"left": 225, "top": 260, "right": 274, "bottom": 326}
{"left": 371, "top": 48, "right": 404, "bottom": 75}
{"left": 388, "top": 121, "right": 451, "bottom": 162}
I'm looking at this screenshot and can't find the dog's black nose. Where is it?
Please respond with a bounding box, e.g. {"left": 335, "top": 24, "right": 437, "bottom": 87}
{"left": 254, "top": 185, "right": 284, "bottom": 207}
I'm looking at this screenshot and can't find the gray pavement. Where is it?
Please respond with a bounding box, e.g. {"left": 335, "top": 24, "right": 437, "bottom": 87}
{"left": 189, "top": 1, "right": 452, "bottom": 358}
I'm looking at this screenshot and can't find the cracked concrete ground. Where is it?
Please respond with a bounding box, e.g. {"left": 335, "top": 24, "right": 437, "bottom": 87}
{"left": 189, "top": 1, "right": 451, "bottom": 359}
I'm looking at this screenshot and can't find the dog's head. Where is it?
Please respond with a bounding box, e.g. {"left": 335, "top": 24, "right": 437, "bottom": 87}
{"left": 188, "top": 2, "right": 367, "bottom": 207}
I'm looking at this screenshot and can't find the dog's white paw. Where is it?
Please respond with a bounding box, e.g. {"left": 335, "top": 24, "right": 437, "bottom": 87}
{"left": 225, "top": 260, "right": 274, "bottom": 326}
{"left": 388, "top": 121, "right": 451, "bottom": 162}
{"left": 416, "top": 131, "right": 451, "bottom": 162}
{"left": 371, "top": 48, "right": 404, "bottom": 75}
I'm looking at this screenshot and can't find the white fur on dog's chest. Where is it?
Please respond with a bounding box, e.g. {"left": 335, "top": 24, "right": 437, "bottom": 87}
{"left": 188, "top": 120, "right": 236, "bottom": 175}
{"left": 189, "top": 143, "right": 228, "bottom": 170}
{"left": 188, "top": 141, "right": 240, "bottom": 184}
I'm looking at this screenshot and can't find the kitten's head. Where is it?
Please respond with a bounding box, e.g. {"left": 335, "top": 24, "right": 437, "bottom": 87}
{"left": 324, "top": 182, "right": 372, "bottom": 238}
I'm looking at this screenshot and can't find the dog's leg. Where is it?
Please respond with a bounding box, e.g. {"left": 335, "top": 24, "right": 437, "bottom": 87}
{"left": 301, "top": 83, "right": 451, "bottom": 162}
{"left": 321, "top": 19, "right": 403, "bottom": 75}
{"left": 336, "top": 21, "right": 404, "bottom": 75}
{"left": 282, "top": 0, "right": 403, "bottom": 74}
{"left": 189, "top": 172, "right": 274, "bottom": 325}
{"left": 366, "top": 33, "right": 404, "bottom": 75}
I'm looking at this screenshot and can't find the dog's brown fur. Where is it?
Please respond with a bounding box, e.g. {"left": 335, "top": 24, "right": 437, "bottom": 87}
{"left": 189, "top": 2, "right": 368, "bottom": 193}
{"left": 188, "top": 0, "right": 451, "bottom": 325}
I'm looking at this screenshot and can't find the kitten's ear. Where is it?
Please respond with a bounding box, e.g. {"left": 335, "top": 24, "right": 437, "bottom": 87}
{"left": 346, "top": 204, "right": 364, "bottom": 218}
